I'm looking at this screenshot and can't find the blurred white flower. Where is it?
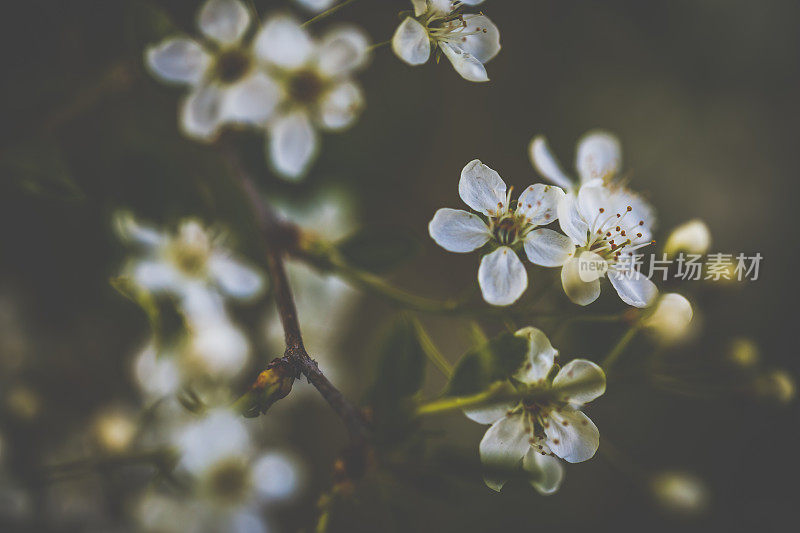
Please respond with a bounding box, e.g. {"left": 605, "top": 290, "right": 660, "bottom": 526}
{"left": 664, "top": 219, "right": 711, "bottom": 255}
{"left": 557, "top": 180, "right": 658, "bottom": 307}
{"left": 146, "top": 0, "right": 281, "bottom": 140}
{"left": 465, "top": 327, "right": 605, "bottom": 494}
{"left": 393, "top": 0, "right": 500, "bottom": 82}
{"left": 116, "top": 213, "right": 264, "bottom": 307}
{"left": 254, "top": 15, "right": 370, "bottom": 179}
{"left": 644, "top": 293, "right": 693, "bottom": 342}
{"left": 143, "top": 409, "right": 302, "bottom": 532}
{"left": 92, "top": 408, "right": 138, "bottom": 454}
{"left": 429, "top": 159, "right": 572, "bottom": 306}
{"left": 530, "top": 130, "right": 624, "bottom": 191}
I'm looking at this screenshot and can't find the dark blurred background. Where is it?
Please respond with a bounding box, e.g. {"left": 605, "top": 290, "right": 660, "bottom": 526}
{"left": 1, "top": 1, "right": 798, "bottom": 531}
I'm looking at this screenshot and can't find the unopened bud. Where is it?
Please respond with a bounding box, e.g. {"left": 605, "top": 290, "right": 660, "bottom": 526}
{"left": 664, "top": 219, "right": 711, "bottom": 255}
{"left": 727, "top": 338, "right": 759, "bottom": 368}
{"left": 241, "top": 358, "right": 296, "bottom": 417}
{"left": 644, "top": 293, "right": 693, "bottom": 342}
{"left": 651, "top": 471, "right": 709, "bottom": 516}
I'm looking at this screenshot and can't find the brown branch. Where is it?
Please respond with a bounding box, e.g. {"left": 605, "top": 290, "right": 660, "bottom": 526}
{"left": 224, "top": 149, "right": 369, "bottom": 441}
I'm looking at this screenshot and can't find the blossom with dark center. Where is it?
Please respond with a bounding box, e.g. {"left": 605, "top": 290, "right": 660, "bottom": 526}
{"left": 465, "top": 328, "right": 606, "bottom": 494}
{"left": 429, "top": 160, "right": 573, "bottom": 306}
{"left": 393, "top": 0, "right": 500, "bottom": 82}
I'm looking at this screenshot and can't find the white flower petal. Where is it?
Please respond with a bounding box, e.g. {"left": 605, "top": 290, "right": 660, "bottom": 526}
{"left": 478, "top": 247, "right": 528, "bottom": 306}
{"left": 392, "top": 17, "right": 431, "bottom": 66}
{"left": 439, "top": 42, "right": 489, "bottom": 82}
{"left": 524, "top": 229, "right": 575, "bottom": 267}
{"left": 458, "top": 15, "right": 501, "bottom": 64}
{"left": 198, "top": 0, "right": 251, "bottom": 45}
{"left": 187, "top": 321, "right": 250, "bottom": 377}
{"left": 428, "top": 208, "right": 491, "bottom": 253}
{"left": 268, "top": 111, "right": 318, "bottom": 180}
{"left": 180, "top": 84, "right": 224, "bottom": 140}
{"left": 317, "top": 26, "right": 370, "bottom": 76}
{"left": 544, "top": 408, "right": 599, "bottom": 463}
{"left": 529, "top": 136, "right": 574, "bottom": 189}
{"left": 464, "top": 401, "right": 517, "bottom": 425}
{"left": 255, "top": 15, "right": 314, "bottom": 69}
{"left": 522, "top": 448, "right": 564, "bottom": 495}
{"left": 132, "top": 260, "right": 180, "bottom": 292}
{"left": 175, "top": 409, "right": 251, "bottom": 475}
{"left": 252, "top": 452, "right": 300, "bottom": 501}
{"left": 429, "top": 0, "right": 456, "bottom": 15}
{"left": 208, "top": 254, "right": 264, "bottom": 299}
{"left": 608, "top": 269, "right": 658, "bottom": 308}
{"left": 516, "top": 184, "right": 565, "bottom": 226}
{"left": 557, "top": 193, "right": 590, "bottom": 245}
{"left": 411, "top": 0, "right": 428, "bottom": 17}
{"left": 479, "top": 414, "right": 531, "bottom": 492}
{"left": 296, "top": 0, "right": 336, "bottom": 12}
{"left": 458, "top": 159, "right": 507, "bottom": 216}
{"left": 513, "top": 327, "right": 558, "bottom": 385}
{"left": 318, "top": 81, "right": 364, "bottom": 131}
{"left": 114, "top": 212, "right": 165, "bottom": 248}
{"left": 552, "top": 359, "right": 606, "bottom": 405}
{"left": 221, "top": 71, "right": 280, "bottom": 125}
{"left": 575, "top": 130, "right": 621, "bottom": 184}
{"left": 561, "top": 255, "right": 601, "bottom": 306}
{"left": 145, "top": 38, "right": 210, "bottom": 85}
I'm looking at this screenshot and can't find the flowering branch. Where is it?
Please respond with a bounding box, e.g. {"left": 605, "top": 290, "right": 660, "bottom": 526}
{"left": 224, "top": 149, "right": 370, "bottom": 441}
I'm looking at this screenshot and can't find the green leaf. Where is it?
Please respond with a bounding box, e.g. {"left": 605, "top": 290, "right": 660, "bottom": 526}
{"left": 370, "top": 315, "right": 426, "bottom": 410}
{"left": 337, "top": 227, "right": 420, "bottom": 274}
{"left": 445, "top": 332, "right": 528, "bottom": 397}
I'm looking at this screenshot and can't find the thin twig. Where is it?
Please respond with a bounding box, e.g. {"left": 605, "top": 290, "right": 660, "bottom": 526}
{"left": 301, "top": 0, "right": 359, "bottom": 28}
{"left": 224, "top": 147, "right": 369, "bottom": 441}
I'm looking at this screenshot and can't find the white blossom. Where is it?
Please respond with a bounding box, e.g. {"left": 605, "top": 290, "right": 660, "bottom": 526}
{"left": 557, "top": 180, "right": 658, "bottom": 307}
{"left": 151, "top": 409, "right": 302, "bottom": 532}
{"left": 295, "top": 0, "right": 337, "bottom": 13}
{"left": 146, "top": 0, "right": 281, "bottom": 141}
{"left": 393, "top": 1, "right": 500, "bottom": 82}
{"left": 530, "top": 130, "right": 623, "bottom": 191}
{"left": 116, "top": 213, "right": 264, "bottom": 306}
{"left": 465, "top": 327, "right": 605, "bottom": 494}
{"left": 254, "top": 15, "right": 370, "bottom": 179}
{"left": 429, "top": 160, "right": 573, "bottom": 306}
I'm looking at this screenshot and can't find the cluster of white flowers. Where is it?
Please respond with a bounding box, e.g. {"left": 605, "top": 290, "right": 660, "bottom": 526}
{"left": 393, "top": 0, "right": 501, "bottom": 81}
{"left": 146, "top": 0, "right": 370, "bottom": 179}
{"left": 466, "top": 328, "right": 605, "bottom": 494}
{"left": 116, "top": 213, "right": 262, "bottom": 398}
{"left": 429, "top": 131, "right": 660, "bottom": 308}
{"left": 137, "top": 409, "right": 301, "bottom": 533}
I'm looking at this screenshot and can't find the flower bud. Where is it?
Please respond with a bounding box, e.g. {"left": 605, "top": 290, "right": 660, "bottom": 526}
{"left": 240, "top": 358, "right": 296, "bottom": 417}
{"left": 664, "top": 219, "right": 711, "bottom": 255}
{"left": 650, "top": 471, "right": 709, "bottom": 516}
{"left": 93, "top": 409, "right": 137, "bottom": 454}
{"left": 643, "top": 293, "right": 693, "bottom": 342}
{"left": 727, "top": 338, "right": 759, "bottom": 369}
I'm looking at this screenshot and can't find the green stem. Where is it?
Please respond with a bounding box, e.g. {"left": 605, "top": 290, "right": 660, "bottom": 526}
{"left": 602, "top": 322, "right": 643, "bottom": 372}
{"left": 411, "top": 317, "right": 453, "bottom": 377}
{"left": 301, "top": 0, "right": 359, "bottom": 27}
{"left": 366, "top": 39, "right": 392, "bottom": 52}
{"left": 416, "top": 383, "right": 514, "bottom": 417}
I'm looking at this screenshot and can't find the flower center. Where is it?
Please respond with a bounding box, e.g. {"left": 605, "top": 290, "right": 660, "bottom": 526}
{"left": 492, "top": 216, "right": 520, "bottom": 246}
{"left": 288, "top": 70, "right": 325, "bottom": 105}
{"left": 205, "top": 459, "right": 252, "bottom": 505}
{"left": 169, "top": 224, "right": 212, "bottom": 276}
{"left": 586, "top": 205, "right": 651, "bottom": 267}
{"left": 213, "top": 49, "right": 252, "bottom": 84}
